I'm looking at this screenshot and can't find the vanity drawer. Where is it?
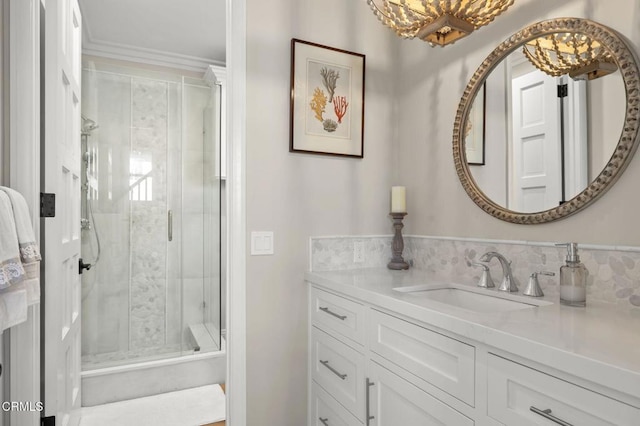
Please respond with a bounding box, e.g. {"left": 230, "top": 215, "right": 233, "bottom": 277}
{"left": 487, "top": 354, "right": 640, "bottom": 426}
{"left": 311, "top": 287, "right": 366, "bottom": 345}
{"left": 310, "top": 382, "right": 362, "bottom": 426}
{"left": 311, "top": 326, "right": 365, "bottom": 419}
{"left": 368, "top": 309, "right": 475, "bottom": 406}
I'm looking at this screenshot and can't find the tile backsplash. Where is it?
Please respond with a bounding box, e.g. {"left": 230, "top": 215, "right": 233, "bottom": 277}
{"left": 310, "top": 235, "right": 640, "bottom": 307}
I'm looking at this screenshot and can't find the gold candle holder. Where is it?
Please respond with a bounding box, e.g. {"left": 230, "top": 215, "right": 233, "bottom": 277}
{"left": 388, "top": 212, "right": 409, "bottom": 270}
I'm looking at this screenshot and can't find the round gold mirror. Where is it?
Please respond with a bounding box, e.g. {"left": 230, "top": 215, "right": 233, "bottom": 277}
{"left": 453, "top": 18, "right": 640, "bottom": 224}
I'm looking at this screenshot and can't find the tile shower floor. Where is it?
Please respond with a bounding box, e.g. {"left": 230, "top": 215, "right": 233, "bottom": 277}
{"left": 79, "top": 384, "right": 226, "bottom": 426}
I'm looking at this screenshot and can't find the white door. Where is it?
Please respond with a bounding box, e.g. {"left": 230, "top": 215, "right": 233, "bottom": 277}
{"left": 43, "top": 0, "right": 83, "bottom": 425}
{"left": 511, "top": 70, "right": 561, "bottom": 212}
{"left": 367, "top": 361, "right": 473, "bottom": 426}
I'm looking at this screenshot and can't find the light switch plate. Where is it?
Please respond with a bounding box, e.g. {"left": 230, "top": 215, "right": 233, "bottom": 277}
{"left": 251, "top": 231, "right": 274, "bottom": 255}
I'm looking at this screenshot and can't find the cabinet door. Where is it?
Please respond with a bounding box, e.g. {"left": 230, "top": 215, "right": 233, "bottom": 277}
{"left": 367, "top": 361, "right": 473, "bottom": 426}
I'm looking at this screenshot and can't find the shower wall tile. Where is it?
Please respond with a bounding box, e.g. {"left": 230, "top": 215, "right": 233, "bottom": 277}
{"left": 182, "top": 278, "right": 204, "bottom": 345}
{"left": 81, "top": 212, "right": 131, "bottom": 356}
{"left": 132, "top": 80, "right": 169, "bottom": 130}
{"left": 182, "top": 213, "right": 204, "bottom": 279}
{"left": 183, "top": 149, "right": 204, "bottom": 213}
{"left": 129, "top": 77, "right": 170, "bottom": 349}
{"left": 130, "top": 202, "right": 168, "bottom": 349}
{"left": 165, "top": 277, "right": 182, "bottom": 346}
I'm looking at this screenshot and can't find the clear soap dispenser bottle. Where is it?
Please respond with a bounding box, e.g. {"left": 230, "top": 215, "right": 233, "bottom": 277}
{"left": 556, "top": 243, "right": 588, "bottom": 307}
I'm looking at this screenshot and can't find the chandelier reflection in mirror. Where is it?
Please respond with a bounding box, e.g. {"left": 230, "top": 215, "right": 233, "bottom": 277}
{"left": 366, "top": 0, "right": 514, "bottom": 46}
{"left": 523, "top": 33, "right": 618, "bottom": 80}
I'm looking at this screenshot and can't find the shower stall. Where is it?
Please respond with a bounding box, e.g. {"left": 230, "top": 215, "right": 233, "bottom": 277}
{"left": 79, "top": 60, "right": 225, "bottom": 405}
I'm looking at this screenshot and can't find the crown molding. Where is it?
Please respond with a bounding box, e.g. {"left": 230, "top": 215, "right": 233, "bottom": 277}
{"left": 82, "top": 38, "right": 224, "bottom": 73}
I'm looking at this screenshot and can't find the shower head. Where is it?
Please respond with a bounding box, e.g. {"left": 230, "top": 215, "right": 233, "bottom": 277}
{"left": 81, "top": 115, "right": 99, "bottom": 134}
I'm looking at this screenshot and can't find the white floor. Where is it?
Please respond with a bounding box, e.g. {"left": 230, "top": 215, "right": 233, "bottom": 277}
{"left": 79, "top": 384, "right": 226, "bottom": 426}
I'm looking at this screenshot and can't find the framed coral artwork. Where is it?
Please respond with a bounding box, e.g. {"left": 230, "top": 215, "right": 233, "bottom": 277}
{"left": 290, "top": 39, "right": 365, "bottom": 157}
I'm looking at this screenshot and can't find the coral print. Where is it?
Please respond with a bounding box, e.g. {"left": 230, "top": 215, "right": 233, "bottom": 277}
{"left": 333, "top": 96, "right": 348, "bottom": 124}
{"left": 310, "top": 88, "right": 327, "bottom": 122}
{"left": 320, "top": 67, "right": 339, "bottom": 103}
{"left": 307, "top": 62, "right": 350, "bottom": 136}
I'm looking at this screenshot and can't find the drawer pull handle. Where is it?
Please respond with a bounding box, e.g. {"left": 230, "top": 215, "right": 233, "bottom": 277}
{"left": 530, "top": 406, "right": 573, "bottom": 426}
{"left": 366, "top": 378, "right": 375, "bottom": 426}
{"left": 319, "top": 360, "right": 347, "bottom": 380}
{"left": 319, "top": 306, "right": 347, "bottom": 320}
{"left": 319, "top": 417, "right": 329, "bottom": 426}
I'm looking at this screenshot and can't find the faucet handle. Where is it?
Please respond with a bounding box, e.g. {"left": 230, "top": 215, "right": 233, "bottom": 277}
{"left": 469, "top": 261, "right": 495, "bottom": 289}
{"left": 523, "top": 271, "right": 555, "bottom": 297}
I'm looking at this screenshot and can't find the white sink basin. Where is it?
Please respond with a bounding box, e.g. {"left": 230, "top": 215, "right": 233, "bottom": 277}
{"left": 393, "top": 284, "right": 552, "bottom": 313}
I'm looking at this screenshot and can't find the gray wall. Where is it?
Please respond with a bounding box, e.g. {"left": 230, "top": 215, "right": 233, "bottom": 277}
{"left": 395, "top": 0, "right": 640, "bottom": 245}
{"left": 244, "top": 0, "right": 640, "bottom": 423}
{"left": 245, "top": 0, "right": 399, "bottom": 423}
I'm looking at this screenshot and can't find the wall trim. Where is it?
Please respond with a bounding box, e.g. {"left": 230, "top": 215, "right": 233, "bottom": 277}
{"left": 82, "top": 38, "right": 223, "bottom": 73}
{"left": 405, "top": 235, "right": 640, "bottom": 253}
{"left": 7, "top": 1, "right": 41, "bottom": 425}
{"left": 226, "top": 0, "right": 247, "bottom": 424}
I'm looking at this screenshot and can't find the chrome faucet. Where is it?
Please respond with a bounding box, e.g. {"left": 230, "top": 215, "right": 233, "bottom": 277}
{"left": 479, "top": 252, "right": 518, "bottom": 292}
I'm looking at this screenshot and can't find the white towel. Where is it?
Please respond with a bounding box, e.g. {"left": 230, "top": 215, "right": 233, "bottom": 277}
{"left": 0, "top": 191, "right": 25, "bottom": 289}
{"left": 0, "top": 187, "right": 41, "bottom": 263}
{"left": 0, "top": 288, "right": 28, "bottom": 331}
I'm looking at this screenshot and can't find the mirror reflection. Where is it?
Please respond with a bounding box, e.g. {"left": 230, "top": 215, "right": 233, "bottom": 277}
{"left": 465, "top": 32, "right": 626, "bottom": 213}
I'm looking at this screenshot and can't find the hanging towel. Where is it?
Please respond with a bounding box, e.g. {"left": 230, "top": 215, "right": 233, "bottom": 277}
{"left": 0, "top": 191, "right": 25, "bottom": 289}
{"left": 0, "top": 287, "right": 28, "bottom": 331}
{"left": 0, "top": 186, "right": 42, "bottom": 263}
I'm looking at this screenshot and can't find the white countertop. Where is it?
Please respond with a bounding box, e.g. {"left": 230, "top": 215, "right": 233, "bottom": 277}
{"left": 305, "top": 268, "right": 640, "bottom": 399}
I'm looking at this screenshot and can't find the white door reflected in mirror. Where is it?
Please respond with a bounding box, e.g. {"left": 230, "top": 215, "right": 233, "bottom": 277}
{"left": 465, "top": 40, "right": 626, "bottom": 214}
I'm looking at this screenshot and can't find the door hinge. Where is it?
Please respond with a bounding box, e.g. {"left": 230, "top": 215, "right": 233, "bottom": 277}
{"left": 40, "top": 192, "right": 56, "bottom": 217}
{"left": 41, "top": 415, "right": 55, "bottom": 426}
{"left": 557, "top": 84, "right": 568, "bottom": 98}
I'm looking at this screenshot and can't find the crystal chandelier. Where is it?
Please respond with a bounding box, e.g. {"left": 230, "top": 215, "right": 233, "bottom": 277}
{"left": 366, "top": 0, "right": 515, "bottom": 46}
{"left": 523, "top": 33, "right": 618, "bottom": 80}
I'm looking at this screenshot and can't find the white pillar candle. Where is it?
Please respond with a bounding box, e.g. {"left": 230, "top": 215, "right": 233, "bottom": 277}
{"left": 391, "top": 186, "right": 406, "bottom": 213}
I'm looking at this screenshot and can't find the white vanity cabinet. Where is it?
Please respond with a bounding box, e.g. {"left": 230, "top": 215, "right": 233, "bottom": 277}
{"left": 308, "top": 283, "right": 640, "bottom": 426}
{"left": 309, "top": 286, "right": 475, "bottom": 425}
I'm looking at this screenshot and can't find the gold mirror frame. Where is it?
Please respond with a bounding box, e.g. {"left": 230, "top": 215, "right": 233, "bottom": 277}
{"left": 453, "top": 18, "right": 640, "bottom": 224}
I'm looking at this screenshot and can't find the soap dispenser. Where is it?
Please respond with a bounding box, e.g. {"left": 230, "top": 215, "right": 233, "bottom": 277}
{"left": 556, "top": 243, "right": 588, "bottom": 307}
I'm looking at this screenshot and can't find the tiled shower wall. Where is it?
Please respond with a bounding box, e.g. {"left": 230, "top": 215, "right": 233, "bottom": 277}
{"left": 129, "top": 79, "right": 170, "bottom": 349}
{"left": 310, "top": 235, "right": 640, "bottom": 307}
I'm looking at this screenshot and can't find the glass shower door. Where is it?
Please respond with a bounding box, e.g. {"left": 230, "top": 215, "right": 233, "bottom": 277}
{"left": 81, "top": 61, "right": 223, "bottom": 371}
{"left": 181, "top": 77, "right": 222, "bottom": 353}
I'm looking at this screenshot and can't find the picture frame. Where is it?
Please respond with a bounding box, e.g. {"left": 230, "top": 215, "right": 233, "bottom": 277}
{"left": 465, "top": 83, "right": 486, "bottom": 165}
{"left": 290, "top": 39, "right": 365, "bottom": 158}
